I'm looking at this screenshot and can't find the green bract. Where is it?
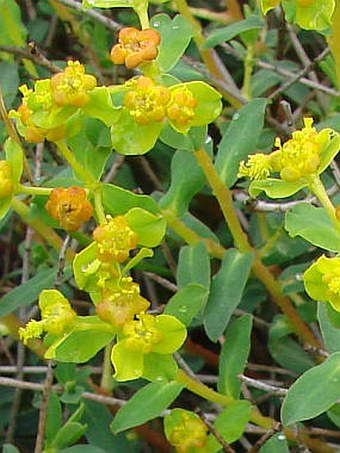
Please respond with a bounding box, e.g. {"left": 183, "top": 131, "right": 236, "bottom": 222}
{"left": 260, "top": 0, "right": 336, "bottom": 31}
{"left": 304, "top": 255, "right": 340, "bottom": 312}
{"left": 111, "top": 314, "right": 187, "bottom": 381}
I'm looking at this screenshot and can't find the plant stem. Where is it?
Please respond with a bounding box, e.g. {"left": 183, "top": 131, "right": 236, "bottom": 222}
{"left": 94, "top": 187, "right": 107, "bottom": 224}
{"left": 161, "top": 208, "right": 225, "bottom": 259}
{"left": 242, "top": 44, "right": 254, "bottom": 99}
{"left": 193, "top": 147, "right": 321, "bottom": 348}
{"left": 18, "top": 185, "right": 53, "bottom": 197}
{"left": 224, "top": 0, "right": 243, "bottom": 21}
{"left": 308, "top": 175, "right": 340, "bottom": 232}
{"left": 174, "top": 0, "right": 243, "bottom": 108}
{"left": 55, "top": 140, "right": 95, "bottom": 184}
{"left": 328, "top": 0, "right": 340, "bottom": 89}
{"left": 175, "top": 369, "right": 233, "bottom": 405}
{"left": 11, "top": 198, "right": 66, "bottom": 255}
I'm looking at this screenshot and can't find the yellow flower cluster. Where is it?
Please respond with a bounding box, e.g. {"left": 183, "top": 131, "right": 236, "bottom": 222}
{"left": 239, "top": 118, "right": 329, "bottom": 182}
{"left": 93, "top": 215, "right": 138, "bottom": 263}
{"left": 123, "top": 313, "right": 163, "bottom": 353}
{"left": 124, "top": 76, "right": 198, "bottom": 131}
{"left": 19, "top": 290, "right": 77, "bottom": 345}
{"left": 96, "top": 277, "right": 150, "bottom": 327}
{"left": 51, "top": 61, "right": 97, "bottom": 107}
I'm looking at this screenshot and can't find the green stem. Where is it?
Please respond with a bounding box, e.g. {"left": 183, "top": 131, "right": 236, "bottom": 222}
{"left": 100, "top": 342, "right": 114, "bottom": 392}
{"left": 17, "top": 184, "right": 53, "bottom": 197}
{"left": 161, "top": 208, "right": 225, "bottom": 259}
{"left": 94, "top": 188, "right": 107, "bottom": 225}
{"left": 11, "top": 198, "right": 64, "bottom": 254}
{"left": 176, "top": 369, "right": 274, "bottom": 429}
{"left": 55, "top": 140, "right": 95, "bottom": 184}
{"left": 328, "top": 0, "right": 340, "bottom": 89}
{"left": 175, "top": 369, "right": 233, "bottom": 405}
{"left": 242, "top": 44, "right": 254, "bottom": 99}
{"left": 308, "top": 175, "right": 340, "bottom": 231}
{"left": 174, "top": 0, "right": 243, "bottom": 108}
{"left": 193, "top": 147, "right": 321, "bottom": 348}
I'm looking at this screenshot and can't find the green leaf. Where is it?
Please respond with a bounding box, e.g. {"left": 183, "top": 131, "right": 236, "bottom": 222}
{"left": 151, "top": 14, "right": 193, "bottom": 72}
{"left": 165, "top": 284, "right": 209, "bottom": 325}
{"left": 142, "top": 353, "right": 178, "bottom": 382}
{"left": 125, "top": 208, "right": 166, "bottom": 247}
{"left": 204, "top": 15, "right": 265, "bottom": 48}
{"left": 327, "top": 404, "right": 340, "bottom": 428}
{"left": 111, "top": 381, "right": 183, "bottom": 433}
{"left": 102, "top": 183, "right": 160, "bottom": 215}
{"left": 83, "top": 87, "right": 120, "bottom": 126}
{"left": 218, "top": 315, "right": 253, "bottom": 399}
{"left": 68, "top": 125, "right": 111, "bottom": 181}
{"left": 285, "top": 204, "right": 340, "bottom": 253}
{"left": 45, "top": 392, "right": 62, "bottom": 444}
{"left": 45, "top": 318, "right": 115, "bottom": 363}
{"left": 214, "top": 400, "right": 251, "bottom": 443}
{"left": 83, "top": 400, "right": 132, "bottom": 452}
{"left": 73, "top": 242, "right": 101, "bottom": 301}
{"left": 0, "top": 62, "right": 19, "bottom": 108}
{"left": 159, "top": 150, "right": 206, "bottom": 216}
{"left": 2, "top": 445, "right": 20, "bottom": 453}
{"left": 0, "top": 267, "right": 62, "bottom": 317}
{"left": 59, "top": 447, "right": 106, "bottom": 453}
{"left": 318, "top": 303, "right": 340, "bottom": 354}
{"left": 281, "top": 352, "right": 340, "bottom": 425}
{"left": 269, "top": 316, "right": 314, "bottom": 373}
{"left": 159, "top": 124, "right": 206, "bottom": 151}
{"left": 176, "top": 242, "right": 210, "bottom": 289}
{"left": 122, "top": 247, "right": 153, "bottom": 274}
{"left": 0, "top": 0, "right": 26, "bottom": 48}
{"left": 249, "top": 178, "right": 306, "bottom": 199}
{"left": 111, "top": 109, "right": 163, "bottom": 155}
{"left": 0, "top": 198, "right": 12, "bottom": 221}
{"left": 260, "top": 433, "right": 289, "bottom": 453}
{"left": 53, "top": 422, "right": 87, "bottom": 450}
{"left": 215, "top": 98, "right": 267, "bottom": 187}
{"left": 204, "top": 249, "right": 253, "bottom": 342}
{"left": 5, "top": 137, "right": 23, "bottom": 187}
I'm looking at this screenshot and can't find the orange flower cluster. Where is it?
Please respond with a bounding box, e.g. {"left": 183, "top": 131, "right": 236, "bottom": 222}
{"left": 110, "top": 27, "right": 160, "bottom": 69}
{"left": 46, "top": 186, "right": 93, "bottom": 231}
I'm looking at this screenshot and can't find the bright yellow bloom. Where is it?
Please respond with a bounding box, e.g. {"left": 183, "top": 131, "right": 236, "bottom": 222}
{"left": 93, "top": 215, "right": 138, "bottom": 263}
{"left": 96, "top": 277, "right": 150, "bottom": 327}
{"left": 238, "top": 153, "right": 273, "bottom": 181}
{"left": 46, "top": 186, "right": 93, "bottom": 231}
{"left": 51, "top": 61, "right": 97, "bottom": 107}
{"left": 19, "top": 290, "right": 77, "bottom": 344}
{"left": 123, "top": 313, "right": 163, "bottom": 353}
{"left": 239, "top": 118, "right": 331, "bottom": 182}
{"left": 124, "top": 76, "right": 170, "bottom": 125}
{"left": 110, "top": 27, "right": 160, "bottom": 69}
{"left": 166, "top": 86, "right": 197, "bottom": 131}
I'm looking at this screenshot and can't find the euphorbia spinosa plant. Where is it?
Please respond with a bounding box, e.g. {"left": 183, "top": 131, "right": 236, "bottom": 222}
{"left": 2, "top": 0, "right": 340, "bottom": 451}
